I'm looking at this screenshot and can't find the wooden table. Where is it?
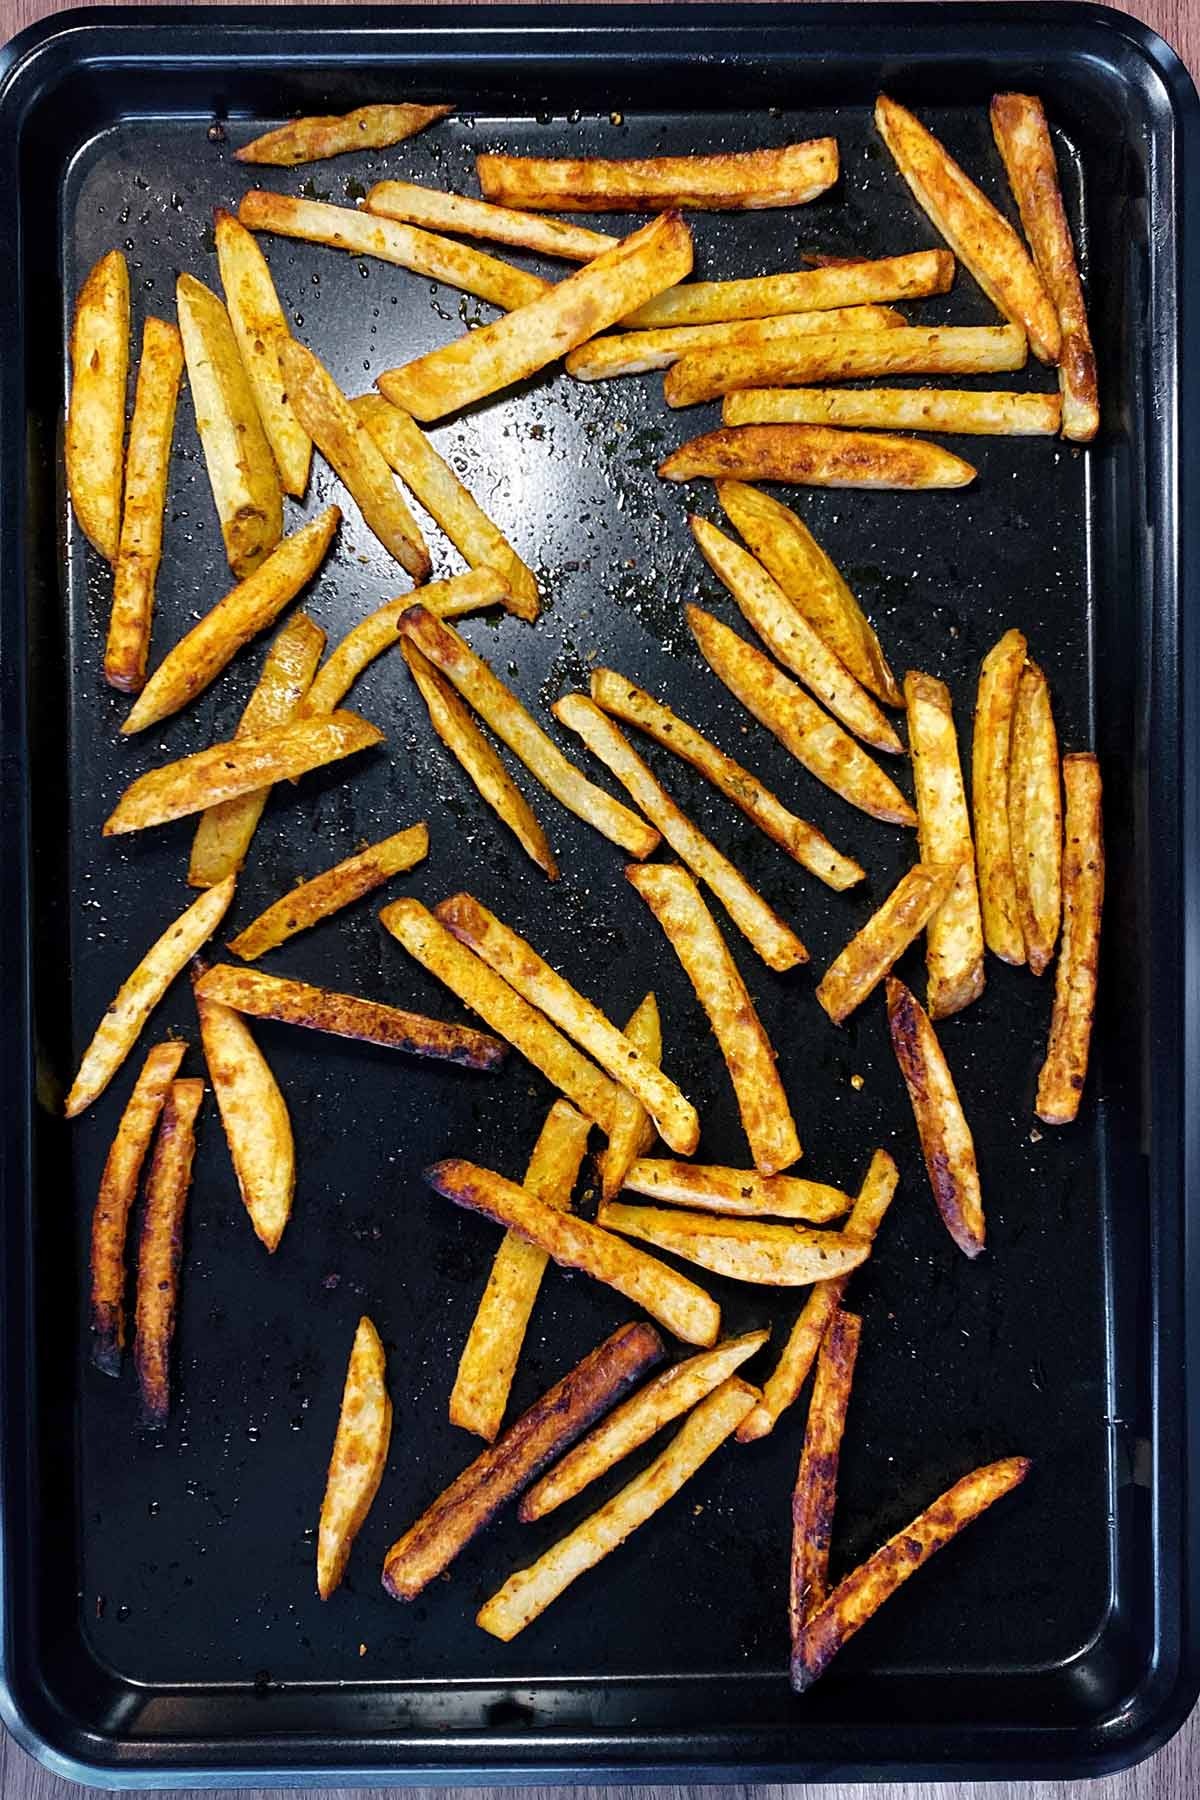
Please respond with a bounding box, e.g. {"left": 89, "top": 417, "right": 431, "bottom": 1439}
{"left": 1, "top": 0, "right": 1196, "bottom": 1794}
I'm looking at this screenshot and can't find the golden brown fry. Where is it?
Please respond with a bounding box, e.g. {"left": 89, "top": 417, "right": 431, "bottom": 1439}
{"left": 626, "top": 863, "right": 801, "bottom": 1175}
{"left": 134, "top": 1077, "right": 203, "bottom": 1423}
{"left": 317, "top": 1317, "right": 392, "bottom": 1600}
{"left": 377, "top": 211, "right": 694, "bottom": 422}
{"left": 477, "top": 140, "right": 839, "bottom": 212}
{"left": 229, "top": 824, "right": 428, "bottom": 960}
{"left": 477, "top": 1377, "right": 759, "bottom": 1640}
{"left": 215, "top": 210, "right": 311, "bottom": 496}
{"left": 383, "top": 1322, "right": 664, "bottom": 1600}
{"left": 817, "top": 862, "right": 961, "bottom": 1024}
{"left": 66, "top": 249, "right": 129, "bottom": 564}
{"left": 686, "top": 607, "right": 916, "bottom": 827}
{"left": 105, "top": 318, "right": 184, "bottom": 692}
{"left": 792, "top": 1455, "right": 1032, "bottom": 1690}
{"left": 790, "top": 1308, "right": 861, "bottom": 1636}
{"left": 626, "top": 249, "right": 955, "bottom": 327}
{"left": 875, "top": 95, "right": 1060, "bottom": 364}
{"left": 366, "top": 180, "right": 618, "bottom": 262}
{"left": 566, "top": 305, "right": 905, "bottom": 380}
{"left": 65, "top": 877, "right": 235, "bottom": 1118}
{"left": 89, "top": 1040, "right": 187, "bottom": 1375}
{"left": 661, "top": 425, "right": 977, "bottom": 490}
{"left": 555, "top": 695, "right": 808, "bottom": 972}
{"left": 724, "top": 387, "right": 1062, "bottom": 435}
{"left": 195, "top": 976, "right": 294, "bottom": 1252}
{"left": 887, "top": 977, "right": 983, "bottom": 1259}
{"left": 600, "top": 994, "right": 661, "bottom": 1204}
{"left": 905, "top": 671, "right": 985, "bottom": 1018}
{"left": 622, "top": 1159, "right": 852, "bottom": 1223}
{"left": 450, "top": 1101, "right": 592, "bottom": 1442}
{"left": 1009, "top": 661, "right": 1062, "bottom": 976}
{"left": 597, "top": 1202, "right": 868, "bottom": 1286}
{"left": 1036, "top": 753, "right": 1103, "bottom": 1124}
{"left": 236, "top": 102, "right": 452, "bottom": 166}
{"left": 972, "top": 628, "right": 1028, "bottom": 964}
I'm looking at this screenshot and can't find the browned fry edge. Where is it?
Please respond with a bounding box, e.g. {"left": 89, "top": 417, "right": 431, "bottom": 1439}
{"left": 886, "top": 978, "right": 984, "bottom": 1259}
{"left": 133, "top": 1079, "right": 203, "bottom": 1423}
{"left": 789, "top": 1308, "right": 862, "bottom": 1645}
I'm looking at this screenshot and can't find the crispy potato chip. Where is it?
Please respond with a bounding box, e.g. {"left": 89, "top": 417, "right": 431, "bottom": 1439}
{"left": 625, "top": 248, "right": 955, "bottom": 328}
{"left": 622, "top": 1159, "right": 852, "bottom": 1223}
{"left": 236, "top": 103, "right": 452, "bottom": 166}
{"left": 626, "top": 863, "right": 801, "bottom": 1175}
{"left": 817, "top": 862, "right": 961, "bottom": 1024}
{"left": 366, "top": 180, "right": 618, "bottom": 262}
{"left": 597, "top": 1201, "right": 868, "bottom": 1286}
{"left": 566, "top": 304, "right": 905, "bottom": 380}
{"left": 105, "top": 318, "right": 184, "bottom": 692}
{"left": 195, "top": 975, "right": 294, "bottom": 1251}
{"left": 477, "top": 140, "right": 839, "bottom": 211}
{"left": 1009, "top": 661, "right": 1062, "bottom": 976}
{"left": 134, "top": 1077, "right": 203, "bottom": 1422}
{"left": 66, "top": 249, "right": 130, "bottom": 564}
{"left": 724, "top": 387, "right": 1062, "bottom": 435}
{"left": 317, "top": 1316, "right": 392, "bottom": 1599}
{"left": 600, "top": 994, "right": 661, "bottom": 1204}
{"left": 1036, "top": 753, "right": 1103, "bottom": 1125}
{"left": 972, "top": 628, "right": 1028, "bottom": 964}
{"left": 905, "top": 671, "right": 985, "bottom": 1018}
{"left": 887, "top": 977, "right": 983, "bottom": 1258}
{"left": 229, "top": 824, "right": 428, "bottom": 960}
{"left": 790, "top": 1308, "right": 861, "bottom": 1635}
{"left": 661, "top": 425, "right": 976, "bottom": 489}
{"left": 215, "top": 210, "right": 311, "bottom": 496}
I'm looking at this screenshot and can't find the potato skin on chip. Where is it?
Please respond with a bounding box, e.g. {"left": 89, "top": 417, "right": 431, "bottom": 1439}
{"left": 1036, "top": 753, "right": 1103, "bottom": 1125}
{"left": 134, "top": 1078, "right": 204, "bottom": 1423}
{"left": 317, "top": 1316, "right": 392, "bottom": 1599}
{"left": 66, "top": 249, "right": 130, "bottom": 564}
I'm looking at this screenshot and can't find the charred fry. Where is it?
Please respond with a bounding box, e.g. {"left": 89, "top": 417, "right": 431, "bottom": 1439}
{"left": 817, "top": 862, "right": 961, "bottom": 1023}
{"left": 661, "top": 425, "right": 976, "bottom": 490}
{"left": 790, "top": 1308, "right": 861, "bottom": 1636}
{"left": 1036, "top": 753, "right": 1103, "bottom": 1124}
{"left": 134, "top": 1077, "right": 203, "bottom": 1422}
{"left": 887, "top": 977, "right": 983, "bottom": 1258}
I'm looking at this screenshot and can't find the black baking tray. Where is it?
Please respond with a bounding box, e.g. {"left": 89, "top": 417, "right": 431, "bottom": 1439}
{"left": 1, "top": 2, "right": 1198, "bottom": 1785}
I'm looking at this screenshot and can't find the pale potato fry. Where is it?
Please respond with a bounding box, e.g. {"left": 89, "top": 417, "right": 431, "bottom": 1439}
{"left": 661, "top": 425, "right": 977, "bottom": 490}
{"left": 450, "top": 1101, "right": 592, "bottom": 1442}
{"left": 236, "top": 103, "right": 452, "bottom": 167}
{"left": 215, "top": 210, "right": 311, "bottom": 496}
{"left": 122, "top": 507, "right": 340, "bottom": 734}
{"left": 598, "top": 1201, "right": 869, "bottom": 1287}
{"left": 792, "top": 1456, "right": 1031, "bottom": 1691}
{"left": 195, "top": 976, "right": 294, "bottom": 1252}
{"left": 625, "top": 248, "right": 955, "bottom": 327}
{"left": 626, "top": 863, "right": 801, "bottom": 1175}
{"left": 65, "top": 876, "right": 235, "bottom": 1118}
{"left": 377, "top": 211, "right": 694, "bottom": 422}
{"left": 104, "top": 711, "right": 383, "bottom": 836}
{"left": 397, "top": 607, "right": 660, "bottom": 857}
{"left": 972, "top": 628, "right": 1028, "bottom": 964}
{"left": 435, "top": 893, "right": 700, "bottom": 1153}
{"left": 237, "top": 191, "right": 548, "bottom": 312}
{"left": 887, "top": 977, "right": 983, "bottom": 1258}
{"left": 1009, "top": 661, "right": 1062, "bottom": 975}
{"left": 790, "top": 1308, "right": 861, "bottom": 1636}
{"left": 724, "top": 387, "right": 1062, "bottom": 435}
{"left": 477, "top": 1377, "right": 759, "bottom": 1641}
{"left": 134, "top": 1077, "right": 204, "bottom": 1422}
{"left": 354, "top": 394, "right": 539, "bottom": 619}
{"left": 600, "top": 994, "right": 661, "bottom": 1204}
{"left": 875, "top": 95, "right": 1060, "bottom": 364}
{"left": 66, "top": 249, "right": 129, "bottom": 563}
{"left": 1036, "top": 753, "right": 1103, "bottom": 1124}
{"left": 555, "top": 695, "right": 808, "bottom": 972}
{"left": 317, "top": 1316, "right": 392, "bottom": 1599}
{"left": 366, "top": 180, "right": 618, "bottom": 262}
{"left": 229, "top": 824, "right": 428, "bottom": 960}
{"left": 176, "top": 272, "right": 282, "bottom": 577}
{"left": 476, "top": 140, "right": 838, "bottom": 211}
{"left": 816, "top": 862, "right": 961, "bottom": 1024}
{"left": 686, "top": 607, "right": 916, "bottom": 826}
{"left": 566, "top": 305, "right": 905, "bottom": 381}
{"left": 622, "top": 1159, "right": 852, "bottom": 1223}
{"left": 105, "top": 318, "right": 184, "bottom": 692}
{"left": 905, "top": 672, "right": 985, "bottom": 1018}
{"left": 89, "top": 1040, "right": 187, "bottom": 1375}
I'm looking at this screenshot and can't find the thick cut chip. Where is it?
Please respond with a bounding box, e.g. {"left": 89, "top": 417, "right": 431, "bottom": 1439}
{"left": 790, "top": 1308, "right": 861, "bottom": 1636}
{"left": 1009, "top": 661, "right": 1062, "bottom": 976}
{"left": 661, "top": 425, "right": 976, "bottom": 490}
{"left": 626, "top": 248, "right": 955, "bottom": 327}
{"left": 622, "top": 1159, "right": 852, "bottom": 1223}
{"left": 195, "top": 977, "right": 294, "bottom": 1252}
{"left": 817, "top": 862, "right": 961, "bottom": 1024}
{"left": 905, "top": 671, "right": 985, "bottom": 1017}
{"left": 377, "top": 211, "right": 694, "bottom": 422}
{"left": 65, "top": 876, "right": 235, "bottom": 1117}
{"left": 215, "top": 210, "right": 311, "bottom": 496}
{"left": 476, "top": 141, "right": 839, "bottom": 212}
{"left": 887, "top": 977, "right": 983, "bottom": 1258}
{"left": 236, "top": 103, "right": 452, "bottom": 166}
{"left": 229, "top": 824, "right": 428, "bottom": 960}
{"left": 724, "top": 386, "right": 1061, "bottom": 435}
{"left": 627, "top": 863, "right": 802, "bottom": 1175}
{"left": 134, "top": 1078, "right": 203, "bottom": 1422}
{"left": 600, "top": 994, "right": 661, "bottom": 1204}
{"left": 1036, "top": 753, "right": 1103, "bottom": 1124}
{"left": 317, "top": 1317, "right": 392, "bottom": 1599}
{"left": 105, "top": 318, "right": 184, "bottom": 692}
{"left": 566, "top": 305, "right": 905, "bottom": 381}
{"left": 973, "top": 628, "right": 1028, "bottom": 964}
{"left": 66, "top": 249, "right": 130, "bottom": 564}
{"left": 597, "top": 1201, "right": 868, "bottom": 1285}
{"left": 366, "top": 180, "right": 618, "bottom": 262}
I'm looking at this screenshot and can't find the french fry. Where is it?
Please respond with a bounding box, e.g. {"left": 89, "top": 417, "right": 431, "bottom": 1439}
{"left": 816, "top": 862, "right": 961, "bottom": 1024}
{"left": 875, "top": 94, "right": 1060, "bottom": 364}
{"left": 104, "top": 711, "right": 383, "bottom": 836}
{"left": 622, "top": 1159, "right": 852, "bottom": 1223}
{"left": 89, "top": 1040, "right": 187, "bottom": 1375}
{"left": 626, "top": 863, "right": 802, "bottom": 1175}
{"left": 724, "top": 387, "right": 1062, "bottom": 435}
{"left": 353, "top": 395, "right": 539, "bottom": 619}
{"left": 105, "top": 318, "right": 184, "bottom": 692}
{"left": 65, "top": 877, "right": 236, "bottom": 1118}
{"left": 402, "top": 643, "right": 558, "bottom": 880}
{"left": 228, "top": 825, "right": 428, "bottom": 960}
{"left": 176, "top": 272, "right": 283, "bottom": 577}
{"left": 600, "top": 994, "right": 661, "bottom": 1204}
{"left": 237, "top": 191, "right": 549, "bottom": 312}
{"left": 317, "top": 1317, "right": 392, "bottom": 1600}
{"left": 215, "top": 210, "right": 311, "bottom": 496}
{"left": 476, "top": 140, "right": 839, "bottom": 212}
{"left": 520, "top": 1332, "right": 768, "bottom": 1521}
{"left": 236, "top": 103, "right": 452, "bottom": 167}
{"left": 397, "top": 607, "right": 660, "bottom": 857}
{"left": 690, "top": 515, "right": 901, "bottom": 756}
{"left": 376, "top": 211, "right": 694, "bottom": 422}
{"left": 434, "top": 893, "right": 700, "bottom": 1153}
{"left": 661, "top": 425, "right": 977, "bottom": 490}
{"left": 380, "top": 899, "right": 619, "bottom": 1123}
{"left": 426, "top": 1159, "right": 721, "bottom": 1347}
{"left": 905, "top": 672, "right": 985, "bottom": 1018}
{"left": 597, "top": 1201, "right": 869, "bottom": 1287}
{"left": 790, "top": 1308, "right": 861, "bottom": 1636}
{"left": 477, "top": 1377, "right": 759, "bottom": 1641}
{"left": 589, "top": 669, "right": 864, "bottom": 891}
{"left": 625, "top": 248, "right": 955, "bottom": 327}
{"left": 791, "top": 1456, "right": 1032, "bottom": 1691}
{"left": 1008, "top": 661, "right": 1062, "bottom": 975}
{"left": 716, "top": 481, "right": 900, "bottom": 707}
{"left": 133, "top": 1077, "right": 204, "bottom": 1422}
{"left": 991, "top": 95, "right": 1098, "bottom": 440}
{"left": 1036, "top": 753, "right": 1103, "bottom": 1124}
{"left": 121, "top": 507, "right": 340, "bottom": 734}
{"left": 366, "top": 180, "right": 618, "bottom": 262}
{"left": 450, "top": 1100, "right": 592, "bottom": 1442}
{"left": 565, "top": 305, "right": 905, "bottom": 381}
{"left": 972, "top": 628, "right": 1028, "bottom": 964}
{"left": 555, "top": 695, "right": 808, "bottom": 972}
{"left": 192, "top": 961, "right": 506, "bottom": 1071}
{"left": 195, "top": 974, "right": 294, "bottom": 1252}
{"left": 66, "top": 249, "right": 129, "bottom": 563}
{"left": 887, "top": 977, "right": 983, "bottom": 1258}
{"left": 383, "top": 1322, "right": 664, "bottom": 1600}
{"left": 686, "top": 607, "right": 916, "bottom": 827}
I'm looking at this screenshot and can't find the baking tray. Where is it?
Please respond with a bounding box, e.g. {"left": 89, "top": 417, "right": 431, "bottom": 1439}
{"left": 1, "top": 3, "right": 1197, "bottom": 1785}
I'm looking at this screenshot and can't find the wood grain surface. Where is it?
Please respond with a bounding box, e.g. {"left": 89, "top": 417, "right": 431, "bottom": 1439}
{"left": 1, "top": 0, "right": 1196, "bottom": 1795}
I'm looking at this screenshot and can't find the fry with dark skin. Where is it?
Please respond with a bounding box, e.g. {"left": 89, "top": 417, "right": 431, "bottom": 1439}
{"left": 887, "top": 977, "right": 984, "bottom": 1258}
{"left": 134, "top": 1078, "right": 204, "bottom": 1422}
{"left": 790, "top": 1308, "right": 862, "bottom": 1638}
{"left": 1036, "top": 753, "right": 1103, "bottom": 1124}
{"left": 660, "top": 425, "right": 976, "bottom": 490}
